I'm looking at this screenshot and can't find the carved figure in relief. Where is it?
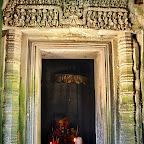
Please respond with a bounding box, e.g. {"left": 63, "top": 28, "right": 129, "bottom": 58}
{"left": 25, "top": 9, "right": 31, "bottom": 26}
{"left": 118, "top": 12, "right": 124, "bottom": 30}
{"left": 90, "top": 11, "right": 96, "bottom": 28}
{"left": 91, "top": 11, "right": 97, "bottom": 28}
{"left": 3, "top": 11, "right": 9, "bottom": 26}
{"left": 97, "top": 11, "right": 101, "bottom": 28}
{"left": 16, "top": 9, "right": 21, "bottom": 25}
{"left": 63, "top": 8, "right": 69, "bottom": 20}
{"left": 107, "top": 11, "right": 114, "bottom": 29}
{"left": 13, "top": 13, "right": 19, "bottom": 26}
{"left": 97, "top": 11, "right": 103, "bottom": 29}
{"left": 30, "top": 9, "right": 37, "bottom": 26}
{"left": 87, "top": 11, "right": 93, "bottom": 27}
{"left": 8, "top": 8, "right": 14, "bottom": 26}
{"left": 69, "top": 15, "right": 77, "bottom": 26}
{"left": 123, "top": 12, "right": 131, "bottom": 30}
{"left": 76, "top": 8, "right": 83, "bottom": 23}
{"left": 3, "top": 16, "right": 7, "bottom": 26}
{"left": 103, "top": 12, "right": 108, "bottom": 29}
{"left": 19, "top": 9, "right": 25, "bottom": 27}
{"left": 48, "top": 9, "right": 54, "bottom": 27}
{"left": 62, "top": 0, "right": 84, "bottom": 26}
{"left": 100, "top": 11, "right": 105, "bottom": 29}
{"left": 94, "top": 11, "right": 99, "bottom": 29}
{"left": 37, "top": 9, "right": 42, "bottom": 27}
{"left": 112, "top": 12, "right": 118, "bottom": 30}
{"left": 41, "top": 9, "right": 47, "bottom": 27}
{"left": 53, "top": 9, "right": 59, "bottom": 27}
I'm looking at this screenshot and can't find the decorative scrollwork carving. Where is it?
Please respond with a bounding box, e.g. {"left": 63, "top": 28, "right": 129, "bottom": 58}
{"left": 54, "top": 74, "right": 89, "bottom": 85}
{"left": 2, "top": 0, "right": 131, "bottom": 30}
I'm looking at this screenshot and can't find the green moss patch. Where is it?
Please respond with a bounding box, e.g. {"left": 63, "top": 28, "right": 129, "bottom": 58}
{"left": 134, "top": 4, "right": 144, "bottom": 16}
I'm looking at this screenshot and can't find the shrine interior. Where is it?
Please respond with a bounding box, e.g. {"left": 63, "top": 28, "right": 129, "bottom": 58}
{"left": 41, "top": 59, "right": 95, "bottom": 144}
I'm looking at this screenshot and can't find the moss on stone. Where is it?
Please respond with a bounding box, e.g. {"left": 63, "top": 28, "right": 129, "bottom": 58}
{"left": 120, "top": 104, "right": 134, "bottom": 111}
{"left": 121, "top": 95, "right": 134, "bottom": 104}
{"left": 19, "top": 84, "right": 26, "bottom": 144}
{"left": 121, "top": 83, "right": 134, "bottom": 92}
{"left": 134, "top": 4, "right": 144, "bottom": 16}
{"left": 132, "top": 4, "right": 144, "bottom": 30}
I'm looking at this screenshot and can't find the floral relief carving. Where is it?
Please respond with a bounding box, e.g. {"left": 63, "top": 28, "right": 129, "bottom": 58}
{"left": 3, "top": 0, "right": 131, "bottom": 30}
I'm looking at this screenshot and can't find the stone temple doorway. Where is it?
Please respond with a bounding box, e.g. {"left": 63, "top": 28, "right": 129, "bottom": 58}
{"left": 23, "top": 40, "right": 112, "bottom": 144}
{"left": 2, "top": 1, "right": 141, "bottom": 143}
{"left": 1, "top": 28, "right": 139, "bottom": 144}
{"left": 41, "top": 59, "right": 95, "bottom": 144}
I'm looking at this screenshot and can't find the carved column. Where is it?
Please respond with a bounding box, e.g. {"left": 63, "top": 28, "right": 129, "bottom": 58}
{"left": 118, "top": 32, "right": 135, "bottom": 143}
{"left": 3, "top": 30, "right": 21, "bottom": 143}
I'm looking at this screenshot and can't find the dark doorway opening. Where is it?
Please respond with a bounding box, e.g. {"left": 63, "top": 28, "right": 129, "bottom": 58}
{"left": 41, "top": 59, "right": 95, "bottom": 144}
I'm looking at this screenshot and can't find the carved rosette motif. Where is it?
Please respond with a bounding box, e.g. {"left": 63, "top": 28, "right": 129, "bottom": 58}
{"left": 3, "top": 0, "right": 131, "bottom": 30}
{"left": 3, "top": 30, "right": 21, "bottom": 143}
{"left": 118, "top": 33, "right": 135, "bottom": 143}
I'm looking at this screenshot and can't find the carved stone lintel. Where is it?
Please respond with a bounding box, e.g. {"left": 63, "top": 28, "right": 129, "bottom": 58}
{"left": 2, "top": 0, "right": 131, "bottom": 30}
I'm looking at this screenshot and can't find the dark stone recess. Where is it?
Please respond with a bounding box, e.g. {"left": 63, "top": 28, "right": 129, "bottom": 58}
{"left": 41, "top": 59, "right": 95, "bottom": 144}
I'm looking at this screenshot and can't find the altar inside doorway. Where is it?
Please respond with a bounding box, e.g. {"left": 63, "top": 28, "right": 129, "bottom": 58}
{"left": 41, "top": 59, "right": 95, "bottom": 144}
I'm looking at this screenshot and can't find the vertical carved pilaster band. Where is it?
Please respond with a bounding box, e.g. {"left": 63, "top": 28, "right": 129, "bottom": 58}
{"left": 3, "top": 30, "right": 21, "bottom": 143}
{"left": 118, "top": 33, "right": 135, "bottom": 143}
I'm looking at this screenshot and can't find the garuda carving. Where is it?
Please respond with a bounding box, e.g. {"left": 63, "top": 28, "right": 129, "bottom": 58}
{"left": 3, "top": 0, "right": 131, "bottom": 30}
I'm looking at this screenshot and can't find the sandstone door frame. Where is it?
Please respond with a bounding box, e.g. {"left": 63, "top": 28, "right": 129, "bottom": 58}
{"left": 20, "top": 29, "right": 114, "bottom": 144}
{"left": 1, "top": 28, "right": 134, "bottom": 144}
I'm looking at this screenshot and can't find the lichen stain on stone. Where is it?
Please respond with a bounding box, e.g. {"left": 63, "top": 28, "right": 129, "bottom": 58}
{"left": 19, "top": 84, "right": 26, "bottom": 144}
{"left": 132, "top": 4, "right": 144, "bottom": 30}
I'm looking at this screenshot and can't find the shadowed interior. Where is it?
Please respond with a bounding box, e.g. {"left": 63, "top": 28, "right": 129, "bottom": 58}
{"left": 41, "top": 59, "right": 95, "bottom": 144}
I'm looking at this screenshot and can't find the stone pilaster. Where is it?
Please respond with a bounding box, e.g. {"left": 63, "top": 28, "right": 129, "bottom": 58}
{"left": 118, "top": 32, "right": 135, "bottom": 143}
{"left": 3, "top": 30, "right": 21, "bottom": 143}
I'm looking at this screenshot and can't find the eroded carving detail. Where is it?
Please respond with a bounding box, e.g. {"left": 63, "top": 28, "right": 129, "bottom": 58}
{"left": 118, "top": 33, "right": 135, "bottom": 143}
{"left": 3, "top": 0, "right": 131, "bottom": 30}
{"left": 3, "top": 30, "right": 21, "bottom": 144}
{"left": 16, "top": 0, "right": 128, "bottom": 8}
{"left": 86, "top": 10, "right": 131, "bottom": 30}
